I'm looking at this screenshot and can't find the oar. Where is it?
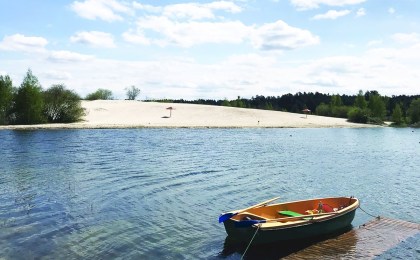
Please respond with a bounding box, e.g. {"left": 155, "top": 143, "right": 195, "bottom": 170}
{"left": 235, "top": 211, "right": 340, "bottom": 228}
{"left": 218, "top": 196, "right": 280, "bottom": 223}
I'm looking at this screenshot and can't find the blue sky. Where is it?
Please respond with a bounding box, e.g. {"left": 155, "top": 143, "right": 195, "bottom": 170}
{"left": 1, "top": 0, "right": 419, "bottom": 99}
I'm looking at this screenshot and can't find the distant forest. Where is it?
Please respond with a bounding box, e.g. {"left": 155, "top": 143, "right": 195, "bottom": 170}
{"left": 148, "top": 91, "right": 420, "bottom": 122}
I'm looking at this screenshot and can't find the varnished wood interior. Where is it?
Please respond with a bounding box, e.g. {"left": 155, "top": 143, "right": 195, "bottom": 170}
{"left": 232, "top": 197, "right": 358, "bottom": 221}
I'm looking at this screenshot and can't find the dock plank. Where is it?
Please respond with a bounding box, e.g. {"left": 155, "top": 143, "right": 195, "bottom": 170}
{"left": 283, "top": 217, "right": 419, "bottom": 259}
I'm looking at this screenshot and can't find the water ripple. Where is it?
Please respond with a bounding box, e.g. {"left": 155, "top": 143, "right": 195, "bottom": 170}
{"left": 0, "top": 128, "right": 418, "bottom": 259}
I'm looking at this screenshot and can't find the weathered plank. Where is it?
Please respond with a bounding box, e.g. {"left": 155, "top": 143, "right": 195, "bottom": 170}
{"left": 283, "top": 217, "right": 419, "bottom": 259}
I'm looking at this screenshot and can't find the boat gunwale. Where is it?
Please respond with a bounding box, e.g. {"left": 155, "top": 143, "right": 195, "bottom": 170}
{"left": 229, "top": 196, "right": 359, "bottom": 231}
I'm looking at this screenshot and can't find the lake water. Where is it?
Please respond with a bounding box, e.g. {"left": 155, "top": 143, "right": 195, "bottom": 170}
{"left": 0, "top": 128, "right": 419, "bottom": 259}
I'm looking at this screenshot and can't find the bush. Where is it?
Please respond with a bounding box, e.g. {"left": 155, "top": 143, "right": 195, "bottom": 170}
{"left": 315, "top": 103, "right": 331, "bottom": 116}
{"left": 86, "top": 89, "right": 113, "bottom": 100}
{"left": 43, "top": 84, "right": 85, "bottom": 123}
{"left": 332, "top": 106, "right": 350, "bottom": 118}
{"left": 410, "top": 121, "right": 420, "bottom": 128}
{"left": 367, "top": 117, "right": 384, "bottom": 125}
{"left": 347, "top": 107, "right": 369, "bottom": 123}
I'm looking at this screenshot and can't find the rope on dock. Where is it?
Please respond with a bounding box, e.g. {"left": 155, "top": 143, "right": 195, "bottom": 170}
{"left": 241, "top": 224, "right": 261, "bottom": 260}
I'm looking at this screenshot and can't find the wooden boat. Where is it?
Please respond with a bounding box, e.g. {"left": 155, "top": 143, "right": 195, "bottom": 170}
{"left": 219, "top": 196, "right": 359, "bottom": 244}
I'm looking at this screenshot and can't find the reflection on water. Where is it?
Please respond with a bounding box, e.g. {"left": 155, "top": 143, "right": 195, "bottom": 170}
{"left": 379, "top": 233, "right": 420, "bottom": 259}
{"left": 0, "top": 128, "right": 419, "bottom": 259}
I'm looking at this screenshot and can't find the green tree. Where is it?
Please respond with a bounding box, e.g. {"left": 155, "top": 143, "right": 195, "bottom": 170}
{"left": 221, "top": 99, "right": 230, "bottom": 106}
{"left": 236, "top": 96, "right": 245, "bottom": 108}
{"left": 392, "top": 103, "right": 404, "bottom": 125}
{"left": 14, "top": 69, "right": 45, "bottom": 124}
{"left": 368, "top": 94, "right": 386, "bottom": 120}
{"left": 407, "top": 98, "right": 420, "bottom": 124}
{"left": 264, "top": 102, "right": 273, "bottom": 110}
{"left": 125, "top": 85, "right": 141, "bottom": 100}
{"left": 354, "top": 90, "right": 367, "bottom": 109}
{"left": 0, "top": 75, "right": 14, "bottom": 124}
{"left": 330, "top": 94, "right": 343, "bottom": 107}
{"left": 85, "top": 88, "right": 113, "bottom": 100}
{"left": 43, "top": 84, "right": 85, "bottom": 123}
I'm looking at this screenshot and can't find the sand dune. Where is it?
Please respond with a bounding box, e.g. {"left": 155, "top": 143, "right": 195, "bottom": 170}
{"left": 0, "top": 100, "right": 379, "bottom": 129}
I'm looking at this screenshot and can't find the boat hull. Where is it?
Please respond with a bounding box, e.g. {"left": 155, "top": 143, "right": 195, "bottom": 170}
{"left": 223, "top": 206, "right": 357, "bottom": 244}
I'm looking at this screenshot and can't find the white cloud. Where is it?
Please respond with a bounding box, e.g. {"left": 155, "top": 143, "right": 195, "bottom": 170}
{"left": 132, "top": 2, "right": 162, "bottom": 13}
{"left": 126, "top": 15, "right": 319, "bottom": 50}
{"left": 128, "top": 16, "right": 249, "bottom": 47}
{"left": 206, "top": 1, "right": 242, "bottom": 13}
{"left": 48, "top": 50, "right": 94, "bottom": 63}
{"left": 71, "top": 0, "right": 132, "bottom": 22}
{"left": 0, "top": 34, "right": 96, "bottom": 66}
{"left": 132, "top": 1, "right": 242, "bottom": 16}
{"left": 392, "top": 33, "right": 420, "bottom": 44}
{"left": 388, "top": 7, "right": 395, "bottom": 14}
{"left": 42, "top": 70, "right": 72, "bottom": 81}
{"left": 312, "top": 10, "right": 351, "bottom": 20}
{"left": 0, "top": 34, "right": 48, "bottom": 53}
{"left": 122, "top": 30, "right": 151, "bottom": 45}
{"left": 4, "top": 1, "right": 419, "bottom": 100}
{"left": 223, "top": 53, "right": 278, "bottom": 67}
{"left": 124, "top": 1, "right": 256, "bottom": 48}
{"left": 252, "top": 20, "right": 320, "bottom": 50}
{"left": 3, "top": 40, "right": 420, "bottom": 100}
{"left": 70, "top": 31, "right": 116, "bottom": 48}
{"left": 123, "top": 16, "right": 319, "bottom": 50}
{"left": 135, "top": 1, "right": 242, "bottom": 21}
{"left": 367, "top": 40, "right": 382, "bottom": 47}
{"left": 356, "top": 8, "right": 366, "bottom": 17}
{"left": 123, "top": 1, "right": 318, "bottom": 50}
{"left": 290, "top": 0, "right": 366, "bottom": 10}
{"left": 162, "top": 3, "right": 217, "bottom": 20}
{"left": 298, "top": 43, "right": 420, "bottom": 94}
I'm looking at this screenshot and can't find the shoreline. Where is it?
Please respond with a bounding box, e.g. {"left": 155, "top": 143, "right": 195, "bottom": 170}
{"left": 0, "top": 100, "right": 381, "bottom": 130}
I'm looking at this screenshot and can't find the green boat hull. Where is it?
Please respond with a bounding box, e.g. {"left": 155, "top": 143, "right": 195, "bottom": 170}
{"left": 223, "top": 208, "right": 357, "bottom": 244}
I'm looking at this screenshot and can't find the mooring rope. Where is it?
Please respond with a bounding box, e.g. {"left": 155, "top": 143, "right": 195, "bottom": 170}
{"left": 241, "top": 223, "right": 261, "bottom": 260}
{"left": 358, "top": 204, "right": 380, "bottom": 219}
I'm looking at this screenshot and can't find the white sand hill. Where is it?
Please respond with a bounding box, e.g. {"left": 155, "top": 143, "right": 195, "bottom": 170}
{"left": 0, "top": 100, "right": 379, "bottom": 129}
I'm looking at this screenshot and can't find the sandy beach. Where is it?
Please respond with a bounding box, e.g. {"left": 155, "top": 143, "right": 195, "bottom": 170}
{"left": 0, "top": 100, "right": 380, "bottom": 130}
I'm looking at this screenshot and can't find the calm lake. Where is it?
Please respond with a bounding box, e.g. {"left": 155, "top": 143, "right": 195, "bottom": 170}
{"left": 0, "top": 128, "right": 419, "bottom": 259}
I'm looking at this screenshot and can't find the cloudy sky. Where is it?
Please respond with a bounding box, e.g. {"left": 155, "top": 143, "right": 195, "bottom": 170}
{"left": 1, "top": 0, "right": 419, "bottom": 100}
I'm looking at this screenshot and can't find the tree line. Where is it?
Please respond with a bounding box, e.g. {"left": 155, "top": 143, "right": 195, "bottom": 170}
{"left": 0, "top": 70, "right": 85, "bottom": 125}
{"left": 151, "top": 91, "right": 420, "bottom": 126}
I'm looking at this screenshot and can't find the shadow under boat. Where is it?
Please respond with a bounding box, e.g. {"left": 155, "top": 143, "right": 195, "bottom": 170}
{"left": 219, "top": 224, "right": 355, "bottom": 259}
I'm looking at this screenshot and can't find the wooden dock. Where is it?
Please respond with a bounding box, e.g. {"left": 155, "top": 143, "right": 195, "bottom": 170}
{"left": 284, "top": 217, "right": 419, "bottom": 259}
